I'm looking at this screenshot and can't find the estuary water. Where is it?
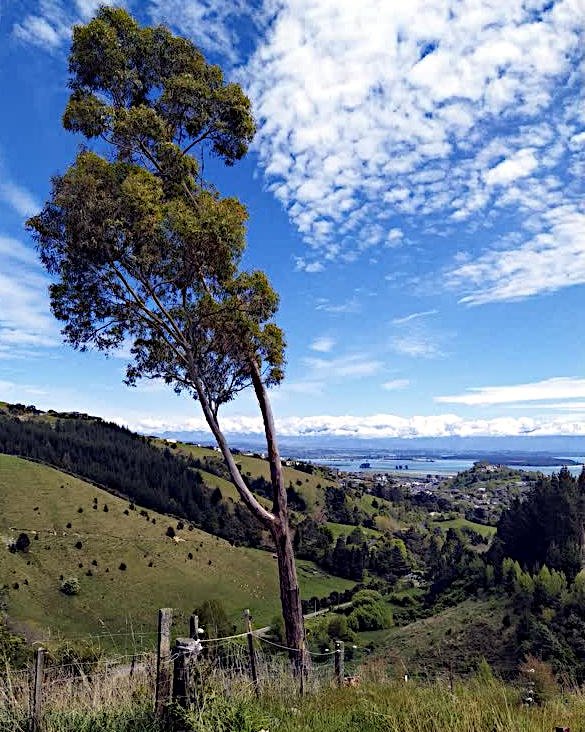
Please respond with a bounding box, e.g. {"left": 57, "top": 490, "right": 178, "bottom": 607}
{"left": 307, "top": 456, "right": 585, "bottom": 478}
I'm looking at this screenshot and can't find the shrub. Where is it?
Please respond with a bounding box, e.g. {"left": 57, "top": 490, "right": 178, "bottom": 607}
{"left": 352, "top": 589, "right": 384, "bottom": 607}
{"left": 103, "top": 505, "right": 108, "bottom": 512}
{"left": 15, "top": 533, "right": 30, "bottom": 552}
{"left": 520, "top": 655, "right": 557, "bottom": 705}
{"left": 166, "top": 526, "right": 176, "bottom": 538}
{"left": 77, "top": 507, "right": 83, "bottom": 513}
{"left": 119, "top": 563, "right": 127, "bottom": 571}
{"left": 75, "top": 541, "right": 82, "bottom": 549}
{"left": 60, "top": 577, "right": 80, "bottom": 595}
{"left": 177, "top": 521, "right": 184, "bottom": 530}
{"left": 348, "top": 600, "right": 392, "bottom": 632}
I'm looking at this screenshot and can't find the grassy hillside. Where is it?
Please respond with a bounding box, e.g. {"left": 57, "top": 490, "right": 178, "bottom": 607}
{"left": 358, "top": 597, "right": 516, "bottom": 676}
{"left": 431, "top": 518, "right": 497, "bottom": 538}
{"left": 0, "top": 455, "right": 356, "bottom": 643}
{"left": 172, "top": 442, "right": 330, "bottom": 514}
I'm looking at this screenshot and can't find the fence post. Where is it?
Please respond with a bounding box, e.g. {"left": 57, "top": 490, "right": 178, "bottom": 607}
{"left": 334, "top": 641, "right": 344, "bottom": 687}
{"left": 155, "top": 608, "right": 172, "bottom": 718}
{"left": 244, "top": 609, "right": 259, "bottom": 696}
{"left": 172, "top": 638, "right": 200, "bottom": 711}
{"left": 189, "top": 614, "right": 199, "bottom": 640}
{"left": 30, "top": 646, "right": 45, "bottom": 732}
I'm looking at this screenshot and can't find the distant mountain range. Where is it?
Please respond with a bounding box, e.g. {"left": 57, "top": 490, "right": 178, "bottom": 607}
{"left": 159, "top": 431, "right": 585, "bottom": 458}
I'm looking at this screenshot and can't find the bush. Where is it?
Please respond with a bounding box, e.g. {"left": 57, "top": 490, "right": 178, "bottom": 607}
{"left": 352, "top": 589, "right": 384, "bottom": 607}
{"left": 60, "top": 577, "right": 80, "bottom": 595}
{"left": 520, "top": 655, "right": 557, "bottom": 705}
{"left": 75, "top": 541, "right": 82, "bottom": 549}
{"left": 348, "top": 600, "right": 392, "bottom": 632}
{"left": 119, "top": 563, "right": 127, "bottom": 571}
{"left": 166, "top": 526, "right": 176, "bottom": 538}
{"left": 15, "top": 533, "right": 30, "bottom": 552}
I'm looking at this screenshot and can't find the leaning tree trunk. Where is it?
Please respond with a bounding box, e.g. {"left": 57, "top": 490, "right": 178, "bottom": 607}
{"left": 271, "top": 515, "right": 310, "bottom": 673}
{"left": 191, "top": 359, "right": 310, "bottom": 673}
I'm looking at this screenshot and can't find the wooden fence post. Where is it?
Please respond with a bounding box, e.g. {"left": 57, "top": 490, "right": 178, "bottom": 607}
{"left": 172, "top": 638, "right": 201, "bottom": 710}
{"left": 30, "top": 647, "right": 45, "bottom": 732}
{"left": 334, "top": 641, "right": 344, "bottom": 687}
{"left": 155, "top": 608, "right": 172, "bottom": 718}
{"left": 189, "top": 614, "right": 199, "bottom": 640}
{"left": 244, "top": 609, "right": 259, "bottom": 696}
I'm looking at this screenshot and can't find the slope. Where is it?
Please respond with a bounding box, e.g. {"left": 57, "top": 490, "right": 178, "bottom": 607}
{"left": 0, "top": 455, "right": 356, "bottom": 643}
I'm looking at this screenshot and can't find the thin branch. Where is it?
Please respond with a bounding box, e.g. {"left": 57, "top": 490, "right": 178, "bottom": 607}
{"left": 187, "top": 356, "right": 275, "bottom": 527}
{"left": 182, "top": 129, "right": 212, "bottom": 157}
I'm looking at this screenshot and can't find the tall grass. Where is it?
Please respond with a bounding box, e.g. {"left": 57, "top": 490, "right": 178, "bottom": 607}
{"left": 2, "top": 649, "right": 585, "bottom": 731}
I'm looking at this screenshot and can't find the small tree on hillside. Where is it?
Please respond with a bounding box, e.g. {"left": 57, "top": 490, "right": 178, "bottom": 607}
{"left": 28, "top": 7, "right": 307, "bottom": 668}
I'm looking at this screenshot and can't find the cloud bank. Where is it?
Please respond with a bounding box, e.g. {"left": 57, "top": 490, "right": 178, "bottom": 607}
{"left": 119, "top": 411, "right": 585, "bottom": 439}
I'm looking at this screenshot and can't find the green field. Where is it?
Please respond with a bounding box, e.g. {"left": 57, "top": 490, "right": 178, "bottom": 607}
{"left": 0, "top": 454, "right": 356, "bottom": 643}
{"left": 431, "top": 518, "right": 497, "bottom": 538}
{"left": 325, "top": 521, "right": 381, "bottom": 540}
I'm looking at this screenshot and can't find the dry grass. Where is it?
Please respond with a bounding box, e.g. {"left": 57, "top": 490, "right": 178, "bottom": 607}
{"left": 2, "top": 644, "right": 585, "bottom": 731}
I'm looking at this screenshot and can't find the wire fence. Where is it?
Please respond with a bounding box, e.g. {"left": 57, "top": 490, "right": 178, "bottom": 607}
{"left": 0, "top": 609, "right": 542, "bottom": 729}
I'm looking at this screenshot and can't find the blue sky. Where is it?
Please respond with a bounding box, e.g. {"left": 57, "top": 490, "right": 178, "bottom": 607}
{"left": 0, "top": 0, "right": 584, "bottom": 441}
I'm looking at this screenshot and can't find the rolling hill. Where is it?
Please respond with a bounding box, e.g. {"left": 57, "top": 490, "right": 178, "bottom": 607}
{"left": 0, "top": 454, "right": 356, "bottom": 645}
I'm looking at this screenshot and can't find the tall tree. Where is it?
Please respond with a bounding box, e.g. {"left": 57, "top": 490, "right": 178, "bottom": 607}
{"left": 27, "top": 7, "right": 308, "bottom": 669}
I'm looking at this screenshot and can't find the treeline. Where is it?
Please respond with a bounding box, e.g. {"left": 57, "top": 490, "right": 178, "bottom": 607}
{"left": 494, "top": 468, "right": 585, "bottom": 580}
{"left": 0, "top": 415, "right": 263, "bottom": 547}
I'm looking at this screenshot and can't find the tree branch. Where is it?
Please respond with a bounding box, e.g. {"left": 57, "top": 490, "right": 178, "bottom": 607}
{"left": 182, "top": 129, "right": 212, "bottom": 157}
{"left": 249, "top": 357, "right": 287, "bottom": 520}
{"left": 187, "top": 357, "right": 275, "bottom": 527}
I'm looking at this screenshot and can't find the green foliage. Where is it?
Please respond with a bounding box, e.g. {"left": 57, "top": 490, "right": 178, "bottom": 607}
{"left": 27, "top": 7, "right": 285, "bottom": 417}
{"left": 348, "top": 591, "right": 392, "bottom": 632}
{"left": 495, "top": 468, "right": 585, "bottom": 580}
{"left": 0, "top": 616, "right": 28, "bottom": 670}
{"left": 519, "top": 655, "right": 558, "bottom": 705}
{"left": 195, "top": 599, "right": 232, "bottom": 639}
{"left": 475, "top": 657, "right": 494, "bottom": 682}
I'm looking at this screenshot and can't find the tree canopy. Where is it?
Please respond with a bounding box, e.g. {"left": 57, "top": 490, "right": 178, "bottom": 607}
{"left": 28, "top": 6, "right": 284, "bottom": 424}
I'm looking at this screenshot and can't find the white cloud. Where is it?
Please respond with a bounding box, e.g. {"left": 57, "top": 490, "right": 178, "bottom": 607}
{"left": 0, "top": 181, "right": 40, "bottom": 219}
{"left": 447, "top": 205, "right": 585, "bottom": 304}
{"left": 436, "top": 376, "right": 585, "bottom": 406}
{"left": 0, "top": 235, "right": 57, "bottom": 357}
{"left": 294, "top": 256, "right": 324, "bottom": 273}
{"left": 148, "top": 0, "right": 271, "bottom": 62}
{"left": 484, "top": 148, "right": 538, "bottom": 186}
{"left": 315, "top": 297, "right": 361, "bottom": 314}
{"left": 382, "top": 379, "right": 410, "bottom": 391}
{"left": 12, "top": 0, "right": 120, "bottom": 51}
{"left": 310, "top": 336, "right": 335, "bottom": 353}
{"left": 391, "top": 334, "right": 444, "bottom": 360}
{"left": 0, "top": 380, "right": 48, "bottom": 398}
{"left": 303, "top": 353, "right": 382, "bottom": 379}
{"left": 119, "top": 411, "right": 585, "bottom": 439}
{"left": 392, "top": 310, "right": 438, "bottom": 325}
{"left": 242, "top": 0, "right": 585, "bottom": 269}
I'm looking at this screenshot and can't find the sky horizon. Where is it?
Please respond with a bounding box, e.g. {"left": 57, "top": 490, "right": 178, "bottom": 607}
{"left": 0, "top": 0, "right": 584, "bottom": 441}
